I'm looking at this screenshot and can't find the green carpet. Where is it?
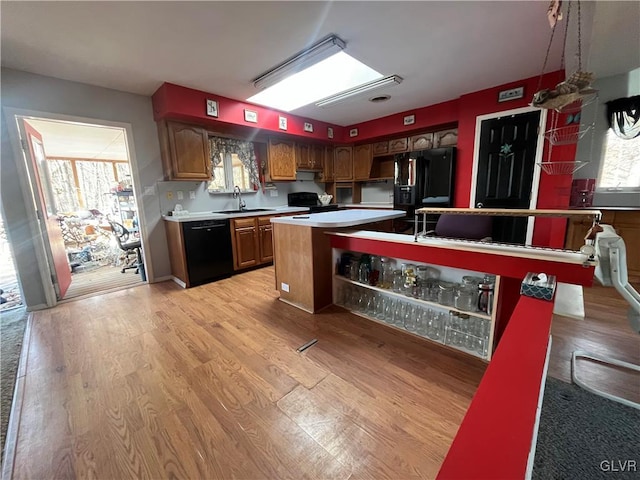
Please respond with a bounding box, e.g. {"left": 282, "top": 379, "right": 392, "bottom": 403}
{"left": 0, "top": 306, "right": 27, "bottom": 459}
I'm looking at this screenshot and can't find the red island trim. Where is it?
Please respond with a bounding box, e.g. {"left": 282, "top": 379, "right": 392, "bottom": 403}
{"left": 328, "top": 234, "right": 595, "bottom": 286}
{"left": 437, "top": 295, "right": 554, "bottom": 479}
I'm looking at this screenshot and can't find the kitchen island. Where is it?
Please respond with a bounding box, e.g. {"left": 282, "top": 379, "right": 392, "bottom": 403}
{"left": 270, "top": 209, "right": 405, "bottom": 312}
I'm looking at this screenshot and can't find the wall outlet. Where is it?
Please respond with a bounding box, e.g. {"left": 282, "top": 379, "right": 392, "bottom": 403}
{"left": 281, "top": 282, "right": 289, "bottom": 292}
{"left": 270, "top": 190, "right": 278, "bottom": 197}
{"left": 177, "top": 190, "right": 184, "bottom": 200}
{"left": 166, "top": 191, "right": 173, "bottom": 200}
{"left": 189, "top": 191, "right": 196, "bottom": 199}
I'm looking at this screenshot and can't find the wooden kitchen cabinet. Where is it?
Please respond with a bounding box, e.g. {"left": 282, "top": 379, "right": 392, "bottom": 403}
{"left": 232, "top": 217, "right": 259, "bottom": 270}
{"left": 334, "top": 146, "right": 353, "bottom": 181}
{"left": 353, "top": 144, "right": 373, "bottom": 180}
{"left": 434, "top": 128, "right": 458, "bottom": 147}
{"left": 319, "top": 146, "right": 334, "bottom": 182}
{"left": 388, "top": 137, "right": 409, "bottom": 154}
{"left": 372, "top": 141, "right": 390, "bottom": 157}
{"left": 231, "top": 215, "right": 280, "bottom": 270}
{"left": 268, "top": 138, "right": 297, "bottom": 180}
{"left": 158, "top": 120, "right": 211, "bottom": 180}
{"left": 297, "top": 143, "right": 323, "bottom": 171}
{"left": 410, "top": 132, "right": 434, "bottom": 151}
{"left": 258, "top": 216, "right": 274, "bottom": 263}
{"left": 565, "top": 209, "right": 640, "bottom": 283}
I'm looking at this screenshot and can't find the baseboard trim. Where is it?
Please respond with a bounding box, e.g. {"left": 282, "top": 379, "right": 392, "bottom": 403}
{"left": 2, "top": 311, "right": 33, "bottom": 480}
{"left": 152, "top": 275, "right": 173, "bottom": 283}
{"left": 25, "top": 303, "right": 48, "bottom": 312}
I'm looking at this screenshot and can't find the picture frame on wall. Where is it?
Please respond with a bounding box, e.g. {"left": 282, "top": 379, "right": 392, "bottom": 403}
{"left": 279, "top": 116, "right": 287, "bottom": 130}
{"left": 244, "top": 109, "right": 258, "bottom": 123}
{"left": 304, "top": 122, "right": 314, "bottom": 133}
{"left": 327, "top": 127, "right": 334, "bottom": 139}
{"left": 206, "top": 99, "right": 219, "bottom": 118}
{"left": 349, "top": 128, "right": 358, "bottom": 137}
{"left": 403, "top": 114, "right": 415, "bottom": 126}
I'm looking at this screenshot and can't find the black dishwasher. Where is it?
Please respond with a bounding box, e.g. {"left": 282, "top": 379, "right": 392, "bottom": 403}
{"left": 182, "top": 219, "right": 234, "bottom": 286}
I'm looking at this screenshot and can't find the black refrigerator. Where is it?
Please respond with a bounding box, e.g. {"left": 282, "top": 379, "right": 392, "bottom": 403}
{"left": 393, "top": 147, "right": 456, "bottom": 232}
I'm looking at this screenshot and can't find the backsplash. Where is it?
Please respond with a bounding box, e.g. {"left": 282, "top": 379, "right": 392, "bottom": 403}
{"left": 361, "top": 181, "right": 393, "bottom": 203}
{"left": 156, "top": 171, "right": 324, "bottom": 214}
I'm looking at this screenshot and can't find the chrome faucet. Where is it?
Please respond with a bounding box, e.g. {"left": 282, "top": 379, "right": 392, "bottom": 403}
{"left": 233, "top": 185, "right": 246, "bottom": 211}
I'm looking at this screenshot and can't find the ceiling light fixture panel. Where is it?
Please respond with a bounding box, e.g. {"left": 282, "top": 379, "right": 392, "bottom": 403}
{"left": 315, "top": 75, "right": 403, "bottom": 107}
{"left": 253, "top": 34, "right": 346, "bottom": 90}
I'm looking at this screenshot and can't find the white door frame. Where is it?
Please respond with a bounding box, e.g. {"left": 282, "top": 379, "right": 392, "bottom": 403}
{"left": 3, "top": 107, "right": 150, "bottom": 306}
{"left": 468, "top": 106, "right": 547, "bottom": 245}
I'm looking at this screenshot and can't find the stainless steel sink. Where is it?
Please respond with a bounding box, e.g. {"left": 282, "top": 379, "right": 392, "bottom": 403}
{"left": 214, "top": 208, "right": 272, "bottom": 214}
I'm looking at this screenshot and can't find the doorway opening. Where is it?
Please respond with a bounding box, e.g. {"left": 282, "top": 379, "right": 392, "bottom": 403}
{"left": 17, "top": 116, "right": 146, "bottom": 301}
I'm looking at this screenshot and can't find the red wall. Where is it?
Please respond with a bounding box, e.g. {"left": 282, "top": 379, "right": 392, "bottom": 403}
{"left": 152, "top": 83, "right": 346, "bottom": 143}
{"left": 152, "top": 70, "right": 576, "bottom": 247}
{"left": 454, "top": 70, "right": 574, "bottom": 247}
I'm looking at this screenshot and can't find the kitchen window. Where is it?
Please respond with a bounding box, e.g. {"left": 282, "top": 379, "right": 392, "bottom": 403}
{"left": 207, "top": 137, "right": 259, "bottom": 193}
{"left": 597, "top": 130, "right": 640, "bottom": 191}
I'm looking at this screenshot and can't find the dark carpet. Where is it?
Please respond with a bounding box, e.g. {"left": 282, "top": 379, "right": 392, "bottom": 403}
{"left": 1, "top": 306, "right": 27, "bottom": 459}
{"left": 533, "top": 376, "right": 640, "bottom": 480}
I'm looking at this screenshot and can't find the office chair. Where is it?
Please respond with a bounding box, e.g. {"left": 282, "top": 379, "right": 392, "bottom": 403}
{"left": 108, "top": 221, "right": 142, "bottom": 274}
{"left": 428, "top": 213, "right": 493, "bottom": 241}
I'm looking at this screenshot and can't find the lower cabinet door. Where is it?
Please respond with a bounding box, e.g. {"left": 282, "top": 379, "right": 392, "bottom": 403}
{"left": 234, "top": 224, "right": 258, "bottom": 269}
{"left": 259, "top": 224, "right": 274, "bottom": 263}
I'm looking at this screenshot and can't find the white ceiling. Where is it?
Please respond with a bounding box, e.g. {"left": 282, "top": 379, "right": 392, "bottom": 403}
{"left": 25, "top": 119, "right": 128, "bottom": 161}
{"left": 2, "top": 1, "right": 638, "bottom": 127}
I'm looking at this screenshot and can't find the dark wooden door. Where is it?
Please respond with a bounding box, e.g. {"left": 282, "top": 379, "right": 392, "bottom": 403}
{"left": 475, "top": 111, "right": 540, "bottom": 244}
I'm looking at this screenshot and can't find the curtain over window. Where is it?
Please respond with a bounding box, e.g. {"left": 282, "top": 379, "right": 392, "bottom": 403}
{"left": 208, "top": 137, "right": 259, "bottom": 191}
{"left": 606, "top": 95, "right": 640, "bottom": 140}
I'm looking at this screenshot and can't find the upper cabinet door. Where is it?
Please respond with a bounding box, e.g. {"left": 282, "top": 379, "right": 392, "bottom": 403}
{"left": 319, "top": 146, "right": 334, "bottom": 182}
{"left": 409, "top": 133, "right": 434, "bottom": 151}
{"left": 434, "top": 128, "right": 458, "bottom": 147}
{"left": 268, "top": 138, "right": 297, "bottom": 181}
{"left": 160, "top": 121, "right": 211, "bottom": 180}
{"left": 372, "top": 141, "right": 389, "bottom": 157}
{"left": 388, "top": 137, "right": 409, "bottom": 154}
{"left": 334, "top": 146, "right": 353, "bottom": 181}
{"left": 296, "top": 143, "right": 312, "bottom": 170}
{"left": 296, "top": 143, "right": 323, "bottom": 172}
{"left": 353, "top": 144, "right": 373, "bottom": 180}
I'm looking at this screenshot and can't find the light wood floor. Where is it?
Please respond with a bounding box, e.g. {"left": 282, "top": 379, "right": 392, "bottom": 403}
{"left": 6, "top": 268, "right": 639, "bottom": 479}
{"left": 63, "top": 264, "right": 144, "bottom": 301}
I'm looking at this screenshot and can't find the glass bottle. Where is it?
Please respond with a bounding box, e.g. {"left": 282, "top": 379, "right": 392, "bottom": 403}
{"left": 369, "top": 255, "right": 381, "bottom": 286}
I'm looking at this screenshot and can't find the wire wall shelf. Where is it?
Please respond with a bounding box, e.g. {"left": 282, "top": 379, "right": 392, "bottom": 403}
{"left": 544, "top": 124, "right": 593, "bottom": 146}
{"left": 536, "top": 161, "right": 589, "bottom": 176}
{"left": 554, "top": 91, "right": 598, "bottom": 113}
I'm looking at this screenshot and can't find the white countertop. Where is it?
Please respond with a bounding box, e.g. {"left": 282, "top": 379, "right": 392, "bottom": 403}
{"left": 270, "top": 209, "right": 405, "bottom": 228}
{"left": 342, "top": 203, "right": 394, "bottom": 209}
{"left": 163, "top": 206, "right": 307, "bottom": 223}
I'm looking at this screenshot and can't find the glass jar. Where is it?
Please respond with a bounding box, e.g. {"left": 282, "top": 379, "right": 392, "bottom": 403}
{"left": 379, "top": 257, "right": 394, "bottom": 289}
{"left": 369, "top": 255, "right": 381, "bottom": 286}
{"left": 416, "top": 265, "right": 429, "bottom": 283}
{"left": 349, "top": 257, "right": 360, "bottom": 281}
{"left": 455, "top": 284, "right": 478, "bottom": 311}
{"left": 437, "top": 281, "right": 455, "bottom": 306}
{"left": 392, "top": 269, "right": 404, "bottom": 293}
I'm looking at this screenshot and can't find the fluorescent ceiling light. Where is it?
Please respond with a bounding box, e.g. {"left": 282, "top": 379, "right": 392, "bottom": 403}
{"left": 253, "top": 34, "right": 346, "bottom": 90}
{"left": 247, "top": 52, "right": 383, "bottom": 112}
{"left": 315, "top": 75, "right": 403, "bottom": 107}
